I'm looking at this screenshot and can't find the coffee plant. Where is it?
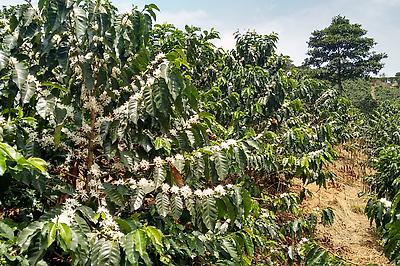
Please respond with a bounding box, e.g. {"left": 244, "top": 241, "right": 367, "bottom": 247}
{"left": 0, "top": 1, "right": 355, "bottom": 265}
{"left": 361, "top": 100, "right": 400, "bottom": 264}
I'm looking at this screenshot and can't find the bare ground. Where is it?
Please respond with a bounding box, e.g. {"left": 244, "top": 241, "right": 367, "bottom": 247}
{"left": 300, "top": 145, "right": 392, "bottom": 265}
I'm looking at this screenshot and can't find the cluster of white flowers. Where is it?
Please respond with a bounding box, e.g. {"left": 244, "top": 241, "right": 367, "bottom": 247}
{"left": 219, "top": 218, "right": 231, "bottom": 234}
{"left": 136, "top": 178, "right": 156, "bottom": 194}
{"left": 83, "top": 96, "right": 101, "bottom": 113}
{"left": 97, "top": 202, "right": 124, "bottom": 241}
{"left": 41, "top": 134, "right": 54, "bottom": 147}
{"left": 52, "top": 198, "right": 81, "bottom": 226}
{"left": 62, "top": 127, "right": 88, "bottom": 146}
{"left": 0, "top": 18, "right": 10, "bottom": 33}
{"left": 153, "top": 157, "right": 163, "bottom": 168}
{"left": 113, "top": 102, "right": 129, "bottom": 120}
{"left": 379, "top": 198, "right": 392, "bottom": 208}
{"left": 139, "top": 160, "right": 151, "bottom": 170}
{"left": 183, "top": 114, "right": 200, "bottom": 129}
{"left": 214, "top": 185, "right": 227, "bottom": 196}
{"left": 220, "top": 139, "right": 237, "bottom": 150}
{"left": 0, "top": 116, "right": 5, "bottom": 125}
{"left": 89, "top": 163, "right": 103, "bottom": 178}
{"left": 111, "top": 67, "right": 121, "bottom": 79}
{"left": 178, "top": 186, "right": 191, "bottom": 198}
{"left": 99, "top": 91, "right": 112, "bottom": 107}
{"left": 279, "top": 192, "right": 289, "bottom": 198}
{"left": 52, "top": 34, "right": 62, "bottom": 44}
{"left": 26, "top": 74, "right": 41, "bottom": 88}
{"left": 87, "top": 177, "right": 104, "bottom": 198}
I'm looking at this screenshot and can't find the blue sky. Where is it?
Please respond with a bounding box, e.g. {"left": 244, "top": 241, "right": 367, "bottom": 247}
{"left": 2, "top": 0, "right": 399, "bottom": 75}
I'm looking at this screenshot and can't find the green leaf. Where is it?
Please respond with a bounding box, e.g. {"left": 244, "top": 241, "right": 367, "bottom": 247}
{"left": 91, "top": 239, "right": 121, "bottom": 266}
{"left": 171, "top": 194, "right": 183, "bottom": 220}
{"left": 58, "top": 223, "right": 72, "bottom": 250}
{"left": 46, "top": 222, "right": 57, "bottom": 248}
{"left": 132, "top": 188, "right": 145, "bottom": 210}
{"left": 221, "top": 238, "right": 238, "bottom": 260}
{"left": 123, "top": 232, "right": 139, "bottom": 264}
{"left": 129, "top": 95, "right": 140, "bottom": 124}
{"left": 143, "top": 85, "right": 156, "bottom": 116}
{"left": 17, "top": 221, "right": 43, "bottom": 252}
{"left": 36, "top": 96, "right": 56, "bottom": 119}
{"left": 0, "top": 221, "right": 14, "bottom": 240}
{"left": 11, "top": 60, "right": 28, "bottom": 91}
{"left": 145, "top": 226, "right": 163, "bottom": 251}
{"left": 0, "top": 51, "right": 8, "bottom": 71}
{"left": 72, "top": 6, "right": 87, "bottom": 39}
{"left": 0, "top": 157, "right": 7, "bottom": 176}
{"left": 154, "top": 137, "right": 171, "bottom": 155}
{"left": 202, "top": 196, "right": 217, "bottom": 230}
{"left": 22, "top": 76, "right": 37, "bottom": 104}
{"left": 156, "top": 192, "right": 169, "bottom": 217}
{"left": 153, "top": 165, "right": 166, "bottom": 188}
{"left": 0, "top": 143, "right": 17, "bottom": 160}
{"left": 166, "top": 67, "right": 184, "bottom": 100}
{"left": 133, "top": 229, "right": 147, "bottom": 256}
{"left": 214, "top": 151, "right": 229, "bottom": 180}
{"left": 26, "top": 157, "right": 47, "bottom": 173}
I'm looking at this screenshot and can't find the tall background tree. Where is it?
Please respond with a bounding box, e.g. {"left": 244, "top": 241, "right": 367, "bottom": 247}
{"left": 304, "top": 15, "right": 387, "bottom": 90}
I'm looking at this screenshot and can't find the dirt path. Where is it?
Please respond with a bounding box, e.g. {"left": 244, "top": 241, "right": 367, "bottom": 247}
{"left": 302, "top": 146, "right": 392, "bottom": 265}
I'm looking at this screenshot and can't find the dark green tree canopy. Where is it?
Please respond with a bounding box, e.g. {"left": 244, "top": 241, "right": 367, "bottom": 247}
{"left": 304, "top": 15, "right": 387, "bottom": 89}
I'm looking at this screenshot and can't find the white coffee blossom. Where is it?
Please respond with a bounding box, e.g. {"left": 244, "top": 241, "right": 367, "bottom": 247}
{"left": 280, "top": 193, "right": 288, "bottom": 198}
{"left": 220, "top": 219, "right": 231, "bottom": 234}
{"left": 97, "top": 204, "right": 124, "bottom": 241}
{"left": 111, "top": 67, "right": 121, "bottom": 79}
{"left": 180, "top": 186, "right": 192, "bottom": 198}
{"left": 0, "top": 116, "right": 5, "bottom": 124}
{"left": 154, "top": 68, "right": 161, "bottom": 78}
{"left": 226, "top": 139, "right": 237, "bottom": 146}
{"left": 170, "top": 185, "right": 180, "bottom": 194}
{"left": 188, "top": 114, "right": 199, "bottom": 124}
{"left": 226, "top": 184, "right": 234, "bottom": 189}
{"left": 139, "top": 160, "right": 150, "bottom": 170}
{"left": 133, "top": 163, "right": 140, "bottom": 172}
{"left": 211, "top": 146, "right": 222, "bottom": 152}
{"left": 165, "top": 157, "right": 174, "bottom": 164}
{"left": 379, "top": 198, "right": 392, "bottom": 208}
{"left": 89, "top": 163, "right": 102, "bottom": 178}
{"left": 52, "top": 34, "right": 62, "bottom": 44}
{"left": 132, "top": 92, "right": 143, "bottom": 101}
{"left": 299, "top": 237, "right": 309, "bottom": 245}
{"left": 83, "top": 96, "right": 101, "bottom": 113}
{"left": 52, "top": 198, "right": 81, "bottom": 226}
{"left": 113, "top": 179, "right": 125, "bottom": 186}
{"left": 146, "top": 77, "right": 155, "bottom": 86}
{"left": 137, "top": 178, "right": 155, "bottom": 194}
{"left": 175, "top": 154, "right": 185, "bottom": 161}
{"left": 161, "top": 183, "right": 170, "bottom": 193}
{"left": 194, "top": 189, "right": 204, "bottom": 198}
{"left": 153, "top": 157, "right": 163, "bottom": 168}
{"left": 214, "top": 185, "right": 226, "bottom": 196}
{"left": 170, "top": 129, "right": 178, "bottom": 136}
{"left": 128, "top": 179, "right": 137, "bottom": 189}
{"left": 203, "top": 188, "right": 214, "bottom": 197}
{"left": 220, "top": 142, "right": 230, "bottom": 150}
